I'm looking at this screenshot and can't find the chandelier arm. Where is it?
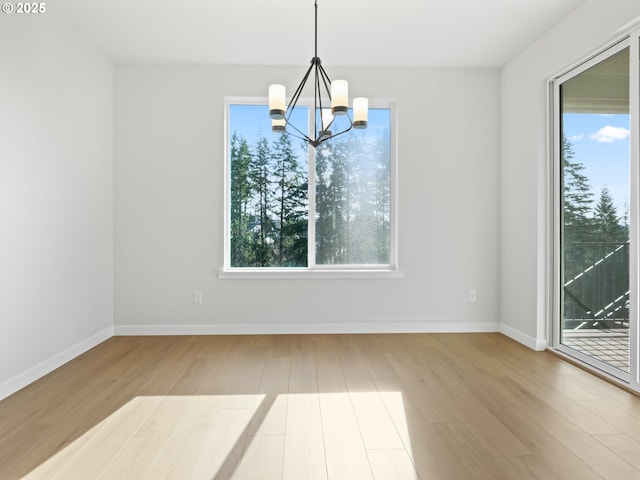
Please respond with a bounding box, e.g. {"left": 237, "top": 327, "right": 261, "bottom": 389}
{"left": 315, "top": 64, "right": 323, "bottom": 134}
{"left": 283, "top": 125, "right": 313, "bottom": 146}
{"left": 286, "top": 62, "right": 315, "bottom": 123}
{"left": 316, "top": 122, "right": 354, "bottom": 147}
{"left": 319, "top": 63, "right": 354, "bottom": 133}
{"left": 285, "top": 112, "right": 314, "bottom": 144}
{"left": 284, "top": 62, "right": 315, "bottom": 143}
{"left": 317, "top": 63, "right": 333, "bottom": 97}
{"left": 315, "top": 74, "right": 332, "bottom": 131}
{"left": 317, "top": 63, "right": 334, "bottom": 129}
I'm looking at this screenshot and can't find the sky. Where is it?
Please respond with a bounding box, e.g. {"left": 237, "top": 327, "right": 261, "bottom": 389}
{"left": 229, "top": 104, "right": 308, "bottom": 148}
{"left": 228, "top": 104, "right": 390, "bottom": 158}
{"left": 563, "top": 113, "right": 630, "bottom": 217}
{"left": 230, "top": 105, "right": 626, "bottom": 217}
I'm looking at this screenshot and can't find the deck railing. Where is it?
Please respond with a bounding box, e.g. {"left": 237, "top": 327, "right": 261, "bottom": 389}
{"left": 563, "top": 241, "right": 629, "bottom": 329}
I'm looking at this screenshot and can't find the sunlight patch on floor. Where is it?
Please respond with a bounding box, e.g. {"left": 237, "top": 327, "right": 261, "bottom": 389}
{"left": 22, "top": 391, "right": 417, "bottom": 479}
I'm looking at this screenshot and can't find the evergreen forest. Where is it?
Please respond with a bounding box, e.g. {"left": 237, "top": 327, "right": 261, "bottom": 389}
{"left": 229, "top": 129, "right": 391, "bottom": 268}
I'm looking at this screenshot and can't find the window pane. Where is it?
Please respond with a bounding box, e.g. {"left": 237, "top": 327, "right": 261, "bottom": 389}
{"left": 228, "top": 105, "right": 309, "bottom": 267}
{"left": 315, "top": 108, "right": 391, "bottom": 265}
{"left": 559, "top": 47, "right": 630, "bottom": 373}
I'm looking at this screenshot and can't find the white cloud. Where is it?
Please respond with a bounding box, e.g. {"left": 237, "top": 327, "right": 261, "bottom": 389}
{"left": 569, "top": 134, "right": 584, "bottom": 141}
{"left": 590, "top": 126, "right": 630, "bottom": 143}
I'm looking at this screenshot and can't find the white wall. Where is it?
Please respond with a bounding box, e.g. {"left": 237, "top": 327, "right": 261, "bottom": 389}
{"left": 114, "top": 66, "right": 500, "bottom": 333}
{"left": 0, "top": 15, "right": 114, "bottom": 399}
{"left": 500, "top": 1, "right": 640, "bottom": 348}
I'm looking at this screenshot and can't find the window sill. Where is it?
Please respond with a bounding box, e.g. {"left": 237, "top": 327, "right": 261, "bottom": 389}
{"left": 217, "top": 269, "right": 404, "bottom": 280}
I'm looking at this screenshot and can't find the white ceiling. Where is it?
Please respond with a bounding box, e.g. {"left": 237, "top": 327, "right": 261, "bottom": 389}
{"left": 54, "top": 0, "right": 585, "bottom": 68}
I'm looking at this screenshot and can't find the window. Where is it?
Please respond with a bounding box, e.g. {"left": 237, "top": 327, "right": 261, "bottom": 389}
{"left": 223, "top": 99, "right": 398, "bottom": 277}
{"left": 550, "top": 29, "right": 640, "bottom": 391}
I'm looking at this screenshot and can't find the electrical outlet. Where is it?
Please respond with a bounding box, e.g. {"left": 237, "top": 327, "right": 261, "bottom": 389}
{"left": 193, "top": 291, "right": 203, "bottom": 305}
{"left": 468, "top": 290, "right": 477, "bottom": 302}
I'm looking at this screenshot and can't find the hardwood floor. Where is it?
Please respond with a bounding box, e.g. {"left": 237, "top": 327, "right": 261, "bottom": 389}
{"left": 1, "top": 333, "right": 639, "bottom": 479}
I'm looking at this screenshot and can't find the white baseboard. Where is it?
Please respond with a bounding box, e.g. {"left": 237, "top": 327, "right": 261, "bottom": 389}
{"left": 499, "top": 323, "right": 548, "bottom": 351}
{"left": 114, "top": 321, "right": 500, "bottom": 336}
{"left": 0, "top": 327, "right": 114, "bottom": 401}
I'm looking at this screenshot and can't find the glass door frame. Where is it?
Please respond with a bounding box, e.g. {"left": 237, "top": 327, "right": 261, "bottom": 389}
{"left": 550, "top": 30, "right": 640, "bottom": 391}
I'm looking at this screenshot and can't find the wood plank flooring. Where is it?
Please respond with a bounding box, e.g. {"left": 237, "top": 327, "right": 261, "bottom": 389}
{"left": 0, "top": 333, "right": 639, "bottom": 479}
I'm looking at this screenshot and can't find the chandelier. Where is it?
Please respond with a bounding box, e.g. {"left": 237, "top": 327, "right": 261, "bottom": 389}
{"left": 268, "top": 0, "right": 368, "bottom": 148}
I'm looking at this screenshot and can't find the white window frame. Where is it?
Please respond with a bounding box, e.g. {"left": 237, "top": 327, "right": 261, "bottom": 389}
{"left": 548, "top": 29, "right": 640, "bottom": 393}
{"left": 220, "top": 97, "right": 402, "bottom": 279}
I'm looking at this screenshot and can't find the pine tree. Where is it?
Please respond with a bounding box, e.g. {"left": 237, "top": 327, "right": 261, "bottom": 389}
{"left": 315, "top": 139, "right": 350, "bottom": 264}
{"left": 315, "top": 143, "right": 333, "bottom": 263}
{"left": 594, "top": 186, "right": 620, "bottom": 242}
{"left": 562, "top": 136, "right": 593, "bottom": 243}
{"left": 249, "top": 134, "right": 275, "bottom": 266}
{"left": 229, "top": 132, "right": 253, "bottom": 266}
{"left": 594, "top": 186, "right": 625, "bottom": 242}
{"left": 351, "top": 132, "right": 391, "bottom": 264}
{"left": 561, "top": 135, "right": 596, "bottom": 285}
{"left": 271, "top": 134, "right": 308, "bottom": 266}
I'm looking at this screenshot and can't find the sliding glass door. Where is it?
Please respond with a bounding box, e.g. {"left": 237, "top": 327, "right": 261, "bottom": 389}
{"left": 553, "top": 33, "right": 639, "bottom": 387}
